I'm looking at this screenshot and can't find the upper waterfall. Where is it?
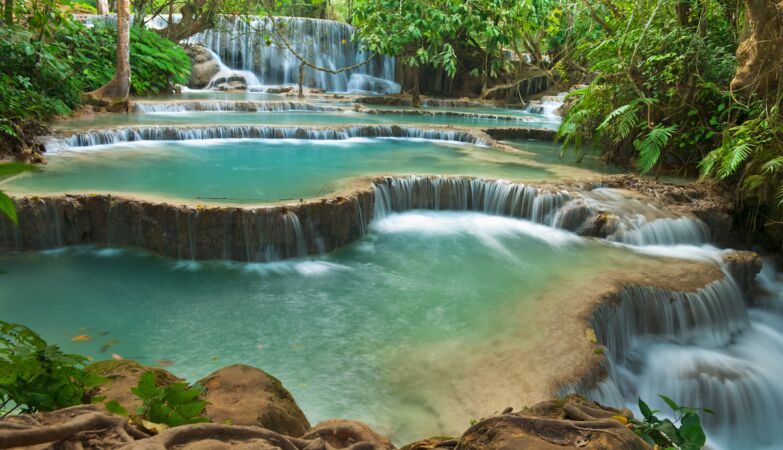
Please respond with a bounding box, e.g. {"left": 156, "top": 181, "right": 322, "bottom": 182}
{"left": 189, "top": 16, "right": 399, "bottom": 94}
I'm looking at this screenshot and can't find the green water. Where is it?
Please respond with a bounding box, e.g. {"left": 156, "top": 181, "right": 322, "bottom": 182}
{"left": 3, "top": 138, "right": 553, "bottom": 203}
{"left": 57, "top": 111, "right": 555, "bottom": 130}
{"left": 504, "top": 140, "right": 624, "bottom": 175}
{"left": 0, "top": 211, "right": 642, "bottom": 441}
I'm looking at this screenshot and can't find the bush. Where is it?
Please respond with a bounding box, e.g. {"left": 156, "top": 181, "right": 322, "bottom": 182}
{"left": 60, "top": 23, "right": 191, "bottom": 96}
{"left": 0, "top": 26, "right": 81, "bottom": 151}
{"left": 0, "top": 321, "right": 104, "bottom": 416}
{"left": 0, "top": 21, "right": 191, "bottom": 154}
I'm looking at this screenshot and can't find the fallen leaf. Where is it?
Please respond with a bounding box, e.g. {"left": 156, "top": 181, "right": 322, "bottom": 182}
{"left": 141, "top": 420, "right": 169, "bottom": 434}
{"left": 156, "top": 360, "right": 175, "bottom": 367}
{"left": 71, "top": 335, "right": 92, "bottom": 342}
{"left": 100, "top": 338, "right": 119, "bottom": 353}
{"left": 610, "top": 415, "right": 629, "bottom": 425}
{"left": 111, "top": 353, "right": 124, "bottom": 360}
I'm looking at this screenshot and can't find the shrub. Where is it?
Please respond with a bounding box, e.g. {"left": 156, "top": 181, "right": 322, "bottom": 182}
{"left": 0, "top": 321, "right": 104, "bottom": 416}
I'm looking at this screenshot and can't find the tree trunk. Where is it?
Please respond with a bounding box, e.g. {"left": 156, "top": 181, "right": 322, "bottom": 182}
{"left": 85, "top": 0, "right": 131, "bottom": 108}
{"left": 731, "top": 0, "right": 783, "bottom": 102}
{"left": 3, "top": 0, "right": 12, "bottom": 24}
{"left": 95, "top": 0, "right": 109, "bottom": 15}
{"left": 298, "top": 63, "right": 305, "bottom": 99}
{"left": 411, "top": 67, "right": 421, "bottom": 108}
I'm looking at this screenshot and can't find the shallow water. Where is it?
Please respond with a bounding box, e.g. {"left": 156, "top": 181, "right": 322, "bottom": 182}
{"left": 3, "top": 138, "right": 554, "bottom": 203}
{"left": 0, "top": 211, "right": 645, "bottom": 442}
{"left": 56, "top": 110, "right": 555, "bottom": 130}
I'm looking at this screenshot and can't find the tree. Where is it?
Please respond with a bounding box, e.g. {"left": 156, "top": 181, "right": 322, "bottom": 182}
{"left": 85, "top": 0, "right": 131, "bottom": 106}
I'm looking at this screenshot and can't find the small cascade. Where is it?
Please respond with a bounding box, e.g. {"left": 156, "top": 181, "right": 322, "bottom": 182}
{"left": 202, "top": 48, "right": 262, "bottom": 90}
{"left": 190, "top": 16, "right": 396, "bottom": 93}
{"left": 525, "top": 93, "right": 566, "bottom": 118}
{"left": 590, "top": 279, "right": 748, "bottom": 364}
{"left": 372, "top": 176, "right": 571, "bottom": 226}
{"left": 346, "top": 74, "right": 401, "bottom": 95}
{"left": 609, "top": 217, "right": 710, "bottom": 246}
{"left": 47, "top": 126, "right": 486, "bottom": 150}
{"left": 556, "top": 188, "right": 711, "bottom": 245}
{"left": 132, "top": 101, "right": 342, "bottom": 113}
{"left": 281, "top": 211, "right": 307, "bottom": 258}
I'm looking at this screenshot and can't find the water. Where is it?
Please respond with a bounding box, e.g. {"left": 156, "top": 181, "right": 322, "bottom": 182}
{"left": 55, "top": 110, "right": 554, "bottom": 130}
{"left": 191, "top": 16, "right": 398, "bottom": 93}
{"left": 0, "top": 211, "right": 649, "bottom": 442}
{"left": 504, "top": 140, "right": 623, "bottom": 175}
{"left": 3, "top": 139, "right": 554, "bottom": 203}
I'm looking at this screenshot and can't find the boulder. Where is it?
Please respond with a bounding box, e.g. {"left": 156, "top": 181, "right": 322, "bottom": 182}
{"left": 302, "top": 419, "right": 395, "bottom": 449}
{"left": 85, "top": 360, "right": 183, "bottom": 413}
{"left": 196, "top": 364, "right": 310, "bottom": 437}
{"left": 722, "top": 250, "right": 763, "bottom": 294}
{"left": 184, "top": 44, "right": 221, "bottom": 89}
{"left": 457, "top": 396, "right": 650, "bottom": 450}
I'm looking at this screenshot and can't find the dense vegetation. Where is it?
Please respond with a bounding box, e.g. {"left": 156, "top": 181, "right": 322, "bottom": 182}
{"left": 0, "top": 11, "right": 189, "bottom": 157}
{"left": 351, "top": 0, "right": 783, "bottom": 248}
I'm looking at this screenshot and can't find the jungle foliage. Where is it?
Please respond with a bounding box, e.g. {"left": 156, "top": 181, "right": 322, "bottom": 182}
{"left": 0, "top": 7, "right": 189, "bottom": 154}
{"left": 0, "top": 321, "right": 104, "bottom": 416}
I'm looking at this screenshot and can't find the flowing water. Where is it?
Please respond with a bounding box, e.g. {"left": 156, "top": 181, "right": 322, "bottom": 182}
{"left": 55, "top": 110, "right": 554, "bottom": 130}
{"left": 2, "top": 139, "right": 554, "bottom": 203}
{"left": 190, "top": 16, "right": 398, "bottom": 93}
{"left": 0, "top": 211, "right": 668, "bottom": 443}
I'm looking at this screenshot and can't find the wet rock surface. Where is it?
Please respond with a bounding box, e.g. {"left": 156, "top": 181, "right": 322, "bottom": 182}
{"left": 184, "top": 44, "right": 221, "bottom": 89}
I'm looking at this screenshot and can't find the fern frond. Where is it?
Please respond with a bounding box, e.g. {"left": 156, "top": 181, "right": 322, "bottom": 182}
{"left": 717, "top": 141, "right": 753, "bottom": 179}
{"left": 634, "top": 125, "right": 677, "bottom": 175}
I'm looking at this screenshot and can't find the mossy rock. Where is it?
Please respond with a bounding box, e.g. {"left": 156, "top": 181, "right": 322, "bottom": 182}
{"left": 86, "top": 359, "right": 183, "bottom": 413}
{"left": 196, "top": 364, "right": 310, "bottom": 437}
{"left": 400, "top": 436, "right": 456, "bottom": 450}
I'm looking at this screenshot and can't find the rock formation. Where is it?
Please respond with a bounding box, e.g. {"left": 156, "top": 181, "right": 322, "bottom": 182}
{"left": 184, "top": 44, "right": 221, "bottom": 89}
{"left": 197, "top": 364, "right": 310, "bottom": 437}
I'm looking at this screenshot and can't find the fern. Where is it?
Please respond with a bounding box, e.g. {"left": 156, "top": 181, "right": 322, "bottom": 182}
{"left": 716, "top": 141, "right": 753, "bottom": 179}
{"left": 634, "top": 125, "right": 677, "bottom": 175}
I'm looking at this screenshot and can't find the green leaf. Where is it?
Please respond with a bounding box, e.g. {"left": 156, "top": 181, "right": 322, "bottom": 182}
{"left": 638, "top": 398, "right": 654, "bottom": 421}
{"left": 105, "top": 400, "right": 128, "bottom": 416}
{"left": 680, "top": 412, "right": 706, "bottom": 448}
{"left": 131, "top": 372, "right": 159, "bottom": 401}
{"left": 659, "top": 394, "right": 680, "bottom": 412}
{"left": 0, "top": 191, "right": 18, "bottom": 224}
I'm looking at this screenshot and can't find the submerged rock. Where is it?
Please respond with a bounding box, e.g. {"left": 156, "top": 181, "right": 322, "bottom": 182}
{"left": 196, "top": 364, "right": 310, "bottom": 437}
{"left": 303, "top": 420, "right": 395, "bottom": 449}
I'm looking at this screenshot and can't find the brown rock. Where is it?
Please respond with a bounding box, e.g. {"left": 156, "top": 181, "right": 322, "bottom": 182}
{"left": 197, "top": 364, "right": 310, "bottom": 437}
{"left": 86, "top": 360, "right": 182, "bottom": 413}
{"left": 184, "top": 44, "right": 221, "bottom": 89}
{"left": 457, "top": 396, "right": 650, "bottom": 450}
{"left": 722, "top": 250, "right": 763, "bottom": 294}
{"left": 303, "top": 419, "right": 395, "bottom": 449}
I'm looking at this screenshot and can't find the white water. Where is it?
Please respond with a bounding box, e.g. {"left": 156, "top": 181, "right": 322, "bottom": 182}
{"left": 525, "top": 92, "right": 567, "bottom": 118}
{"left": 190, "top": 16, "right": 398, "bottom": 93}
{"left": 554, "top": 208, "right": 783, "bottom": 450}
{"left": 45, "top": 126, "right": 486, "bottom": 151}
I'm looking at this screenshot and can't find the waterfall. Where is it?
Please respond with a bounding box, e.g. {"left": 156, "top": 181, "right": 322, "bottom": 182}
{"left": 524, "top": 93, "right": 566, "bottom": 118}
{"left": 190, "top": 16, "right": 399, "bottom": 93}
{"left": 372, "top": 176, "right": 571, "bottom": 226}
{"left": 132, "top": 101, "right": 342, "bottom": 113}
{"left": 46, "top": 126, "right": 486, "bottom": 150}
{"left": 281, "top": 211, "right": 307, "bottom": 258}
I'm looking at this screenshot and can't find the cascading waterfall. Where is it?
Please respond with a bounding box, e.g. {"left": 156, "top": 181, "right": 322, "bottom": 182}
{"left": 45, "top": 126, "right": 486, "bottom": 150}
{"left": 524, "top": 93, "right": 566, "bottom": 118}
{"left": 372, "top": 176, "right": 571, "bottom": 226}
{"left": 132, "top": 101, "right": 342, "bottom": 113}
{"left": 554, "top": 206, "right": 783, "bottom": 450}
{"left": 190, "top": 16, "right": 399, "bottom": 93}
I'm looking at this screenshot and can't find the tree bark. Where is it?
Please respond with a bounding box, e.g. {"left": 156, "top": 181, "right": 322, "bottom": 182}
{"left": 3, "top": 0, "right": 12, "bottom": 25}
{"left": 731, "top": 0, "right": 783, "bottom": 102}
{"left": 85, "top": 0, "right": 131, "bottom": 107}
{"left": 411, "top": 67, "right": 421, "bottom": 108}
{"left": 95, "top": 0, "right": 109, "bottom": 15}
